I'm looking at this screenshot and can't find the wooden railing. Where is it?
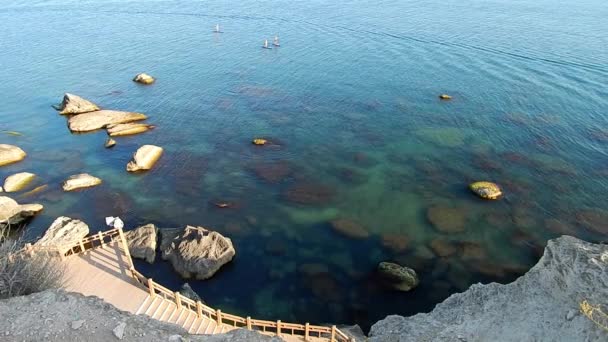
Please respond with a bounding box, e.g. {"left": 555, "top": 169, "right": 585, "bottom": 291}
{"left": 23, "top": 228, "right": 354, "bottom": 342}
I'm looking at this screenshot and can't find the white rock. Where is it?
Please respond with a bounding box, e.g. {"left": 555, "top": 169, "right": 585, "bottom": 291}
{"left": 112, "top": 322, "right": 126, "bottom": 340}
{"left": 107, "top": 123, "right": 154, "bottom": 137}
{"left": 3, "top": 172, "right": 36, "bottom": 192}
{"left": 56, "top": 93, "right": 100, "bottom": 115}
{"left": 126, "top": 145, "right": 163, "bottom": 172}
{"left": 133, "top": 73, "right": 155, "bottom": 85}
{"left": 0, "top": 196, "right": 43, "bottom": 229}
{"left": 0, "top": 144, "right": 26, "bottom": 167}
{"left": 62, "top": 173, "right": 102, "bottom": 191}
{"left": 68, "top": 110, "right": 147, "bottom": 132}
{"left": 35, "top": 217, "right": 89, "bottom": 253}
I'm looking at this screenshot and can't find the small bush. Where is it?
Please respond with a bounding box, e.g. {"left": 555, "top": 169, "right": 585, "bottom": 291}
{"left": 0, "top": 226, "right": 66, "bottom": 299}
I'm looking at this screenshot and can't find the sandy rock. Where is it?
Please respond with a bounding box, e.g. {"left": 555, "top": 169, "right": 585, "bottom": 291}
{"left": 68, "top": 110, "right": 147, "bottom": 132}
{"left": 105, "top": 138, "right": 116, "bottom": 148}
{"left": 56, "top": 93, "right": 100, "bottom": 115}
{"left": 3, "top": 172, "right": 36, "bottom": 192}
{"left": 107, "top": 123, "right": 154, "bottom": 137}
{"left": 469, "top": 181, "right": 502, "bottom": 200}
{"left": 369, "top": 236, "right": 608, "bottom": 342}
{"left": 0, "top": 144, "right": 26, "bottom": 166}
{"left": 35, "top": 217, "right": 89, "bottom": 253}
{"left": 377, "top": 262, "right": 419, "bottom": 291}
{"left": 126, "top": 145, "right": 163, "bottom": 172}
{"left": 62, "top": 173, "right": 102, "bottom": 191}
{"left": 125, "top": 224, "right": 158, "bottom": 263}
{"left": 0, "top": 196, "right": 43, "bottom": 229}
{"left": 133, "top": 73, "right": 155, "bottom": 85}
{"left": 161, "top": 226, "right": 236, "bottom": 279}
{"left": 329, "top": 218, "right": 369, "bottom": 239}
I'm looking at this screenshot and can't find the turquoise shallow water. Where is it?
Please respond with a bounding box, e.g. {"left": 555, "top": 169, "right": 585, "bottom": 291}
{"left": 1, "top": 0, "right": 608, "bottom": 331}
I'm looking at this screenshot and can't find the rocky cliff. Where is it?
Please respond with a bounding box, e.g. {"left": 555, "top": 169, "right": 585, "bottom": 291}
{"left": 369, "top": 235, "right": 608, "bottom": 342}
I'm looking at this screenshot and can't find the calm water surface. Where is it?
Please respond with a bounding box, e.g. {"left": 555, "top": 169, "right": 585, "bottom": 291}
{"left": 1, "top": 0, "right": 607, "bottom": 331}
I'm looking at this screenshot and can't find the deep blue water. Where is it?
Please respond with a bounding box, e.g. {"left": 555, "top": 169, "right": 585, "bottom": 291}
{"left": 1, "top": 0, "right": 607, "bottom": 331}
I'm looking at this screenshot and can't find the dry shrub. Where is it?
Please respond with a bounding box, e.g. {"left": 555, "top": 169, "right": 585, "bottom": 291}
{"left": 0, "top": 226, "right": 66, "bottom": 299}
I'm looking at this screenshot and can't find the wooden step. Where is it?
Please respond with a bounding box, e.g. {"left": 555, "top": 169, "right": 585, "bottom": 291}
{"left": 211, "top": 323, "right": 222, "bottom": 334}
{"left": 159, "top": 303, "right": 176, "bottom": 321}
{"left": 186, "top": 315, "right": 200, "bottom": 333}
{"left": 151, "top": 300, "right": 170, "bottom": 320}
{"left": 195, "top": 318, "right": 210, "bottom": 334}
{"left": 175, "top": 309, "right": 190, "bottom": 326}
{"left": 182, "top": 311, "right": 196, "bottom": 329}
{"left": 144, "top": 296, "right": 162, "bottom": 316}
{"left": 167, "top": 307, "right": 182, "bottom": 323}
{"left": 203, "top": 320, "right": 216, "bottom": 334}
{"left": 135, "top": 296, "right": 152, "bottom": 315}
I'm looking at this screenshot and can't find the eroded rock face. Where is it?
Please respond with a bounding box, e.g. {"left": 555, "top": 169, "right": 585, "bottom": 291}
{"left": 62, "top": 173, "right": 102, "bottom": 191}
{"left": 125, "top": 224, "right": 158, "bottom": 263}
{"left": 0, "top": 144, "right": 26, "bottom": 167}
{"left": 56, "top": 93, "right": 100, "bottom": 115}
{"left": 107, "top": 123, "right": 154, "bottom": 137}
{"left": 161, "top": 226, "right": 235, "bottom": 280}
{"left": 0, "top": 196, "right": 43, "bottom": 229}
{"left": 133, "top": 73, "right": 155, "bottom": 85}
{"left": 35, "top": 217, "right": 89, "bottom": 253}
{"left": 369, "top": 236, "right": 608, "bottom": 342}
{"left": 68, "top": 110, "right": 147, "bottom": 132}
{"left": 3, "top": 172, "right": 36, "bottom": 192}
{"left": 127, "top": 145, "right": 163, "bottom": 172}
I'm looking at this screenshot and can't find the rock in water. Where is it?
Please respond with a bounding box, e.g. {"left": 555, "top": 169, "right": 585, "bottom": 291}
{"left": 369, "top": 236, "right": 608, "bottom": 342}
{"left": 126, "top": 145, "right": 163, "bottom": 172}
{"left": 252, "top": 138, "right": 268, "bottom": 146}
{"left": 105, "top": 138, "right": 116, "bottom": 148}
{"left": 124, "top": 224, "right": 158, "bottom": 263}
{"left": 427, "top": 206, "right": 467, "bottom": 233}
{"left": 161, "top": 226, "right": 236, "bottom": 279}
{"left": 68, "top": 110, "right": 147, "bottom": 132}
{"left": 62, "top": 173, "right": 102, "bottom": 191}
{"left": 330, "top": 218, "right": 370, "bottom": 239}
{"left": 179, "top": 283, "right": 203, "bottom": 303}
{"left": 469, "top": 181, "right": 502, "bottom": 200}
{"left": 0, "top": 196, "right": 43, "bottom": 229}
{"left": 133, "top": 73, "right": 155, "bottom": 85}
{"left": 439, "top": 94, "right": 452, "bottom": 100}
{"left": 377, "top": 261, "right": 419, "bottom": 292}
{"left": 35, "top": 217, "right": 89, "bottom": 253}
{"left": 56, "top": 93, "right": 100, "bottom": 115}
{"left": 0, "top": 144, "right": 26, "bottom": 166}
{"left": 3, "top": 172, "right": 36, "bottom": 192}
{"left": 107, "top": 123, "right": 154, "bottom": 137}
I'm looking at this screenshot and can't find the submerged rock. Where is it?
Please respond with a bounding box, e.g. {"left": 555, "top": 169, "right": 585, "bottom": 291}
{"left": 126, "top": 145, "right": 163, "bottom": 172}
{"left": 0, "top": 144, "right": 26, "bottom": 166}
{"left": 381, "top": 233, "right": 410, "bottom": 253}
{"left": 35, "top": 217, "right": 89, "bottom": 253}
{"left": 429, "top": 239, "right": 458, "bottom": 257}
{"left": 160, "top": 226, "right": 236, "bottom": 279}
{"left": 369, "top": 236, "right": 608, "bottom": 342}
{"left": 125, "top": 224, "right": 158, "bottom": 263}
{"left": 377, "top": 261, "right": 419, "bottom": 292}
{"left": 105, "top": 138, "right": 116, "bottom": 148}
{"left": 576, "top": 208, "right": 608, "bottom": 235}
{"left": 427, "top": 206, "right": 467, "bottom": 233}
{"left": 283, "top": 182, "right": 334, "bottom": 205}
{"left": 3, "top": 172, "right": 36, "bottom": 192}
{"left": 0, "top": 196, "right": 43, "bottom": 229}
{"left": 62, "top": 173, "right": 102, "bottom": 191}
{"left": 251, "top": 161, "right": 292, "bottom": 183}
{"left": 107, "top": 123, "right": 154, "bottom": 137}
{"left": 330, "top": 218, "right": 370, "bottom": 239}
{"left": 470, "top": 181, "right": 503, "bottom": 200}
{"left": 56, "top": 93, "right": 100, "bottom": 115}
{"left": 68, "top": 110, "right": 147, "bottom": 132}
{"left": 133, "top": 73, "right": 155, "bottom": 85}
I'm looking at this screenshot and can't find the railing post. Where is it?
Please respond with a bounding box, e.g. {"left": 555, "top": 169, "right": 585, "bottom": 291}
{"left": 216, "top": 309, "right": 222, "bottom": 324}
{"left": 147, "top": 278, "right": 155, "bottom": 297}
{"left": 246, "top": 317, "right": 252, "bottom": 330}
{"left": 196, "top": 301, "right": 203, "bottom": 318}
{"left": 331, "top": 325, "right": 336, "bottom": 342}
{"left": 117, "top": 227, "right": 134, "bottom": 269}
{"left": 79, "top": 240, "right": 85, "bottom": 253}
{"left": 98, "top": 231, "right": 104, "bottom": 247}
{"left": 305, "top": 323, "right": 310, "bottom": 341}
{"left": 276, "top": 320, "right": 282, "bottom": 337}
{"left": 174, "top": 292, "right": 182, "bottom": 309}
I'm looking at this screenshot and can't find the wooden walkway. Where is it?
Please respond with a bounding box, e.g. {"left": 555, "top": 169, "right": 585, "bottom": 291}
{"left": 55, "top": 234, "right": 351, "bottom": 342}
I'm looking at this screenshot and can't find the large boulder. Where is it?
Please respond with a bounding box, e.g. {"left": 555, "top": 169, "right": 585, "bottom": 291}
{"left": 124, "top": 224, "right": 158, "bottom": 263}
{"left": 107, "top": 123, "right": 154, "bottom": 137}
{"left": 35, "top": 217, "right": 89, "bottom": 253}
{"left": 126, "top": 145, "right": 163, "bottom": 172}
{"left": 0, "top": 196, "right": 43, "bottom": 229}
{"left": 377, "top": 261, "right": 419, "bottom": 292}
{"left": 3, "top": 172, "right": 36, "bottom": 192}
{"left": 62, "top": 173, "right": 102, "bottom": 191}
{"left": 133, "top": 73, "right": 155, "bottom": 85}
{"left": 68, "top": 110, "right": 147, "bottom": 132}
{"left": 56, "top": 93, "right": 100, "bottom": 115}
{"left": 160, "top": 226, "right": 236, "bottom": 279}
{"left": 0, "top": 144, "right": 26, "bottom": 166}
{"left": 369, "top": 236, "right": 608, "bottom": 342}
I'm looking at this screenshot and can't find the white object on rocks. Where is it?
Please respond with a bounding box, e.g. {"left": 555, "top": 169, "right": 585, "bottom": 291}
{"left": 105, "top": 216, "right": 124, "bottom": 229}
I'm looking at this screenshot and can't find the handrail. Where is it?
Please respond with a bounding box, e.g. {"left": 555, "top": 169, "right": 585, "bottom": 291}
{"left": 21, "top": 228, "right": 355, "bottom": 342}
